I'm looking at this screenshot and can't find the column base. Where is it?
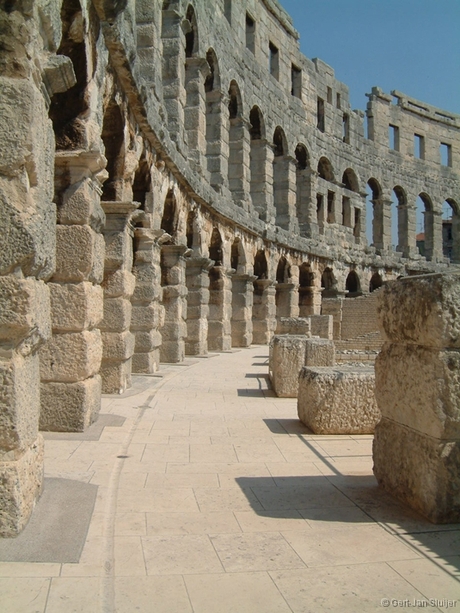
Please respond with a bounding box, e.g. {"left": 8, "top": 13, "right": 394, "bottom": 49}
{"left": 373, "top": 418, "right": 460, "bottom": 524}
{"left": 0, "top": 436, "right": 44, "bottom": 538}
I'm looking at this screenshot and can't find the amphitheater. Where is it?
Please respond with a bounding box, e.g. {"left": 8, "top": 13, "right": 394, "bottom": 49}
{"left": 1, "top": 0, "right": 460, "bottom": 610}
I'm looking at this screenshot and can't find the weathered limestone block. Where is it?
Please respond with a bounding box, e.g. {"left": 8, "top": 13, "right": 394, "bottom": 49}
{"left": 101, "top": 330, "right": 135, "bottom": 362}
{"left": 298, "top": 366, "right": 380, "bottom": 434}
{"left": 102, "top": 270, "right": 136, "bottom": 299}
{"left": 0, "top": 435, "right": 44, "bottom": 537}
{"left": 131, "top": 304, "right": 164, "bottom": 330}
{"left": 378, "top": 272, "right": 460, "bottom": 349}
{"left": 40, "top": 376, "right": 101, "bottom": 432}
{"left": 0, "top": 278, "right": 51, "bottom": 350}
{"left": 310, "top": 315, "right": 333, "bottom": 340}
{"left": 373, "top": 273, "right": 460, "bottom": 523}
{"left": 160, "top": 245, "right": 188, "bottom": 363}
{"left": 373, "top": 418, "right": 460, "bottom": 524}
{"left": 185, "top": 257, "right": 212, "bottom": 356}
{"left": 99, "top": 360, "right": 132, "bottom": 396}
{"left": 100, "top": 297, "right": 132, "bottom": 332}
{"left": 231, "top": 274, "right": 255, "bottom": 348}
{"left": 58, "top": 178, "right": 106, "bottom": 231}
{"left": 253, "top": 280, "right": 276, "bottom": 345}
{"left": 49, "top": 282, "right": 103, "bottom": 332}
{"left": 269, "top": 335, "right": 308, "bottom": 398}
{"left": 305, "top": 338, "right": 335, "bottom": 367}
{"left": 276, "top": 317, "right": 310, "bottom": 336}
{"left": 54, "top": 225, "right": 105, "bottom": 283}
{"left": 0, "top": 353, "right": 41, "bottom": 452}
{"left": 40, "top": 330, "right": 103, "bottom": 383}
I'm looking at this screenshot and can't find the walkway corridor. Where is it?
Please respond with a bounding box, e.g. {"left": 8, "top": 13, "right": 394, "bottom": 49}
{"left": 1, "top": 347, "right": 459, "bottom": 612}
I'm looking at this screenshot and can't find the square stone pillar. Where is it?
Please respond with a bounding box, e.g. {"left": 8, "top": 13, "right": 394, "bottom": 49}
{"left": 373, "top": 273, "right": 460, "bottom": 523}
{"left": 231, "top": 274, "right": 256, "bottom": 348}
{"left": 160, "top": 244, "right": 189, "bottom": 363}
{"left": 252, "top": 279, "right": 276, "bottom": 344}
{"left": 185, "top": 57, "right": 210, "bottom": 174}
{"left": 275, "top": 283, "right": 299, "bottom": 330}
{"left": 185, "top": 256, "right": 212, "bottom": 355}
{"left": 205, "top": 90, "right": 227, "bottom": 190}
{"left": 131, "top": 229, "right": 165, "bottom": 373}
{"left": 274, "top": 155, "right": 299, "bottom": 233}
{"left": 228, "top": 117, "right": 251, "bottom": 211}
{"left": 250, "top": 139, "right": 275, "bottom": 225}
{"left": 100, "top": 202, "right": 139, "bottom": 393}
{"left": 41, "top": 155, "right": 106, "bottom": 432}
{"left": 208, "top": 266, "right": 233, "bottom": 352}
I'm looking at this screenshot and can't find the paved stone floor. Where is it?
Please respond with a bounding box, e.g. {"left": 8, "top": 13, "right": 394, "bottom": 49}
{"left": 1, "top": 347, "right": 459, "bottom": 612}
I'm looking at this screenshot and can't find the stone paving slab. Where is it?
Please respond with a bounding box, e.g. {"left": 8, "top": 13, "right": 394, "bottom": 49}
{"left": 0, "top": 346, "right": 459, "bottom": 612}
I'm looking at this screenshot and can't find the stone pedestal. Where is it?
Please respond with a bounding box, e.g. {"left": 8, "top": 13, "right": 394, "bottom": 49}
{"left": 160, "top": 245, "right": 188, "bottom": 363}
{"left": 305, "top": 338, "right": 336, "bottom": 366}
{"left": 298, "top": 365, "right": 379, "bottom": 434}
{"left": 252, "top": 279, "right": 276, "bottom": 344}
{"left": 185, "top": 256, "right": 212, "bottom": 355}
{"left": 131, "top": 229, "right": 165, "bottom": 373}
{"left": 373, "top": 272, "right": 460, "bottom": 523}
{"left": 100, "top": 202, "right": 139, "bottom": 393}
{"left": 269, "top": 335, "right": 308, "bottom": 398}
{"left": 231, "top": 274, "right": 256, "bottom": 347}
{"left": 208, "top": 266, "right": 233, "bottom": 352}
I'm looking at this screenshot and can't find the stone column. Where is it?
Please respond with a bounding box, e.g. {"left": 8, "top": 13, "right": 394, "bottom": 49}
{"left": 100, "top": 202, "right": 138, "bottom": 393}
{"left": 398, "top": 203, "right": 413, "bottom": 256}
{"left": 184, "top": 57, "right": 209, "bottom": 174}
{"left": 372, "top": 198, "right": 392, "bottom": 251}
{"left": 228, "top": 117, "right": 251, "bottom": 211}
{"left": 274, "top": 155, "right": 298, "bottom": 233}
{"left": 41, "top": 153, "right": 106, "bottom": 431}
{"left": 131, "top": 229, "right": 165, "bottom": 373}
{"left": 321, "top": 293, "right": 345, "bottom": 340}
{"left": 250, "top": 138, "right": 275, "bottom": 225}
{"left": 373, "top": 273, "right": 460, "bottom": 523}
{"left": 206, "top": 89, "right": 227, "bottom": 190}
{"left": 297, "top": 168, "right": 317, "bottom": 238}
{"left": 299, "top": 286, "right": 322, "bottom": 317}
{"left": 252, "top": 279, "right": 276, "bottom": 344}
{"left": 208, "top": 266, "right": 233, "bottom": 352}
{"left": 185, "top": 256, "right": 212, "bottom": 356}
{"left": 160, "top": 245, "right": 188, "bottom": 363}
{"left": 276, "top": 283, "right": 299, "bottom": 329}
{"left": 231, "top": 274, "right": 256, "bottom": 347}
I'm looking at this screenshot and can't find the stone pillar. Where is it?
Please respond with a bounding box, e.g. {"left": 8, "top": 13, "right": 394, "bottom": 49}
{"left": 252, "top": 279, "right": 276, "bottom": 344}
{"left": 250, "top": 138, "right": 275, "bottom": 225}
{"left": 206, "top": 90, "right": 227, "bottom": 190}
{"left": 228, "top": 117, "right": 251, "bottom": 211}
{"left": 372, "top": 198, "right": 392, "bottom": 251}
{"left": 160, "top": 245, "right": 188, "bottom": 363}
{"left": 275, "top": 283, "right": 299, "bottom": 330}
{"left": 274, "top": 155, "right": 298, "bottom": 233}
{"left": 184, "top": 57, "right": 210, "bottom": 174}
{"left": 208, "top": 266, "right": 233, "bottom": 352}
{"left": 231, "top": 274, "right": 256, "bottom": 347}
{"left": 425, "top": 210, "right": 443, "bottom": 262}
{"left": 373, "top": 273, "right": 460, "bottom": 523}
{"left": 41, "top": 156, "right": 106, "bottom": 431}
{"left": 398, "top": 203, "right": 412, "bottom": 256}
{"left": 100, "top": 202, "right": 138, "bottom": 393}
{"left": 299, "top": 286, "right": 322, "bottom": 317}
{"left": 297, "top": 168, "right": 317, "bottom": 238}
{"left": 185, "top": 256, "right": 212, "bottom": 356}
{"left": 131, "top": 229, "right": 165, "bottom": 373}
{"left": 321, "top": 294, "right": 345, "bottom": 340}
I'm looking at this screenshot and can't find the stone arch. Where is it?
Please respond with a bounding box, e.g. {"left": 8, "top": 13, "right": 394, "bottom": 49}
{"left": 273, "top": 126, "right": 287, "bottom": 157}
{"left": 345, "top": 270, "right": 361, "bottom": 295}
{"left": 49, "top": 0, "right": 89, "bottom": 151}
{"left": 342, "top": 168, "right": 359, "bottom": 192}
{"left": 276, "top": 256, "right": 290, "bottom": 283}
{"left": 273, "top": 127, "right": 290, "bottom": 228}
{"left": 392, "top": 185, "right": 407, "bottom": 252}
{"left": 205, "top": 48, "right": 220, "bottom": 92}
{"left": 228, "top": 79, "right": 242, "bottom": 119}
{"left": 185, "top": 4, "right": 199, "bottom": 58}
{"left": 317, "top": 157, "right": 334, "bottom": 182}
{"left": 298, "top": 262, "right": 315, "bottom": 316}
{"left": 321, "top": 267, "right": 336, "bottom": 296}
{"left": 228, "top": 81, "right": 247, "bottom": 206}
{"left": 249, "top": 106, "right": 268, "bottom": 220}
{"left": 101, "top": 98, "right": 125, "bottom": 201}
{"left": 442, "top": 198, "right": 460, "bottom": 262}
{"left": 416, "top": 192, "right": 434, "bottom": 259}
{"left": 160, "top": 189, "right": 178, "bottom": 242}
{"left": 209, "top": 227, "right": 223, "bottom": 265}
{"left": 204, "top": 49, "right": 223, "bottom": 188}
{"left": 230, "top": 237, "right": 246, "bottom": 273}
{"left": 367, "top": 177, "right": 383, "bottom": 247}
{"left": 132, "top": 150, "right": 152, "bottom": 209}
{"left": 369, "top": 272, "right": 383, "bottom": 292}
{"left": 254, "top": 250, "right": 268, "bottom": 279}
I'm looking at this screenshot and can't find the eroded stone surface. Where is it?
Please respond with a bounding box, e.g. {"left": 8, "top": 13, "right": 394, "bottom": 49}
{"left": 269, "top": 335, "right": 308, "bottom": 398}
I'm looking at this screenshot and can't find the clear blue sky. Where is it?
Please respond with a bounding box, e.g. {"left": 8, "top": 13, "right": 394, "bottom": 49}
{"left": 278, "top": 0, "right": 460, "bottom": 115}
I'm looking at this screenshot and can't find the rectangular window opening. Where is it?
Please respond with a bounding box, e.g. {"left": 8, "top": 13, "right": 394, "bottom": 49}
{"left": 317, "top": 193, "right": 324, "bottom": 225}
{"left": 327, "top": 87, "right": 332, "bottom": 104}
{"left": 354, "top": 208, "right": 361, "bottom": 238}
{"left": 291, "top": 64, "right": 301, "bottom": 98}
{"left": 317, "top": 97, "right": 325, "bottom": 132}
{"left": 336, "top": 93, "right": 341, "bottom": 109}
{"left": 327, "top": 191, "right": 335, "bottom": 223}
{"left": 342, "top": 196, "right": 351, "bottom": 227}
{"left": 342, "top": 113, "right": 350, "bottom": 144}
{"left": 245, "top": 13, "right": 255, "bottom": 53}
{"left": 440, "top": 143, "right": 452, "bottom": 167}
{"left": 269, "top": 42, "right": 279, "bottom": 80}
{"left": 414, "top": 134, "right": 425, "bottom": 159}
{"left": 224, "top": 0, "right": 232, "bottom": 23}
{"left": 389, "top": 124, "right": 400, "bottom": 151}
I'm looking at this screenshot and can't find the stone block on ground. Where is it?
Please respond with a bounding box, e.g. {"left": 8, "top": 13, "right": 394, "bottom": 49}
{"left": 310, "top": 314, "right": 333, "bottom": 339}
{"left": 276, "top": 317, "right": 311, "bottom": 336}
{"left": 269, "top": 335, "right": 308, "bottom": 398}
{"left": 40, "top": 376, "right": 101, "bottom": 432}
{"left": 304, "top": 337, "right": 335, "bottom": 367}
{"left": 0, "top": 435, "right": 44, "bottom": 537}
{"left": 297, "top": 365, "right": 380, "bottom": 434}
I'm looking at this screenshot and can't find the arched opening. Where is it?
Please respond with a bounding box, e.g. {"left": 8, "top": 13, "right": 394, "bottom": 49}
{"left": 273, "top": 126, "right": 289, "bottom": 228}
{"left": 317, "top": 157, "right": 334, "bottom": 182}
{"left": 185, "top": 5, "right": 198, "bottom": 58}
{"left": 369, "top": 272, "right": 383, "bottom": 292}
{"left": 132, "top": 151, "right": 151, "bottom": 208}
{"left": 342, "top": 168, "right": 359, "bottom": 192}
{"left": 345, "top": 270, "right": 361, "bottom": 296}
{"left": 321, "top": 267, "right": 336, "bottom": 297}
{"left": 186, "top": 210, "right": 196, "bottom": 250}
{"left": 204, "top": 49, "right": 222, "bottom": 189}
{"left": 49, "top": 0, "right": 89, "bottom": 151}
{"left": 416, "top": 193, "right": 433, "bottom": 259}
{"left": 101, "top": 99, "right": 125, "bottom": 201}
{"left": 249, "top": 106, "right": 267, "bottom": 220}
{"left": 295, "top": 144, "right": 309, "bottom": 222}
{"left": 276, "top": 257, "right": 289, "bottom": 284}
{"left": 228, "top": 80, "right": 245, "bottom": 205}
{"left": 392, "top": 186, "right": 407, "bottom": 252}
{"left": 254, "top": 250, "right": 268, "bottom": 280}
{"left": 160, "top": 190, "right": 178, "bottom": 242}
{"left": 231, "top": 239, "right": 240, "bottom": 271}
{"left": 443, "top": 199, "right": 460, "bottom": 262}
{"left": 209, "top": 228, "right": 223, "bottom": 266}
{"left": 298, "top": 262, "right": 315, "bottom": 316}
{"left": 366, "top": 177, "right": 382, "bottom": 247}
